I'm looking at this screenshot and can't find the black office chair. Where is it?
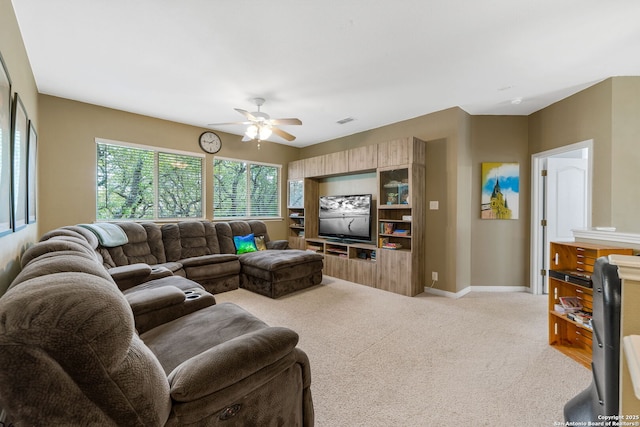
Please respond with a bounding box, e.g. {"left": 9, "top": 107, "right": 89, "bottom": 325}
{"left": 564, "top": 257, "right": 622, "bottom": 421}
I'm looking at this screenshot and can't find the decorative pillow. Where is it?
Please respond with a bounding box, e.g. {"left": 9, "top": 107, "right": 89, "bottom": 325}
{"left": 254, "top": 235, "right": 267, "bottom": 251}
{"left": 233, "top": 233, "right": 257, "bottom": 254}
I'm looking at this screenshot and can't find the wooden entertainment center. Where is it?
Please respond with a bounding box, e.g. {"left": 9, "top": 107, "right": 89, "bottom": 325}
{"left": 287, "top": 137, "right": 426, "bottom": 296}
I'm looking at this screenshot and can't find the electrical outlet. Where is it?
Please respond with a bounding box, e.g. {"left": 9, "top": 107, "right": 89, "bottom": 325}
{"left": 431, "top": 271, "right": 438, "bottom": 281}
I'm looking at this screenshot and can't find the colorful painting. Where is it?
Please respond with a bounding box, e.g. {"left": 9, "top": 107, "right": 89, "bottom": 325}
{"left": 481, "top": 162, "right": 519, "bottom": 220}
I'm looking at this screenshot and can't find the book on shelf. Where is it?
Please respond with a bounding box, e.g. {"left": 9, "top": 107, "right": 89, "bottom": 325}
{"left": 380, "top": 222, "right": 395, "bottom": 234}
{"left": 558, "top": 296, "right": 582, "bottom": 313}
{"left": 381, "top": 243, "right": 402, "bottom": 250}
{"left": 392, "top": 229, "right": 409, "bottom": 236}
{"left": 566, "top": 311, "right": 592, "bottom": 329}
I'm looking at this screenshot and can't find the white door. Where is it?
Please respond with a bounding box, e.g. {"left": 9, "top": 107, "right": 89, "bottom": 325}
{"left": 543, "top": 157, "right": 589, "bottom": 292}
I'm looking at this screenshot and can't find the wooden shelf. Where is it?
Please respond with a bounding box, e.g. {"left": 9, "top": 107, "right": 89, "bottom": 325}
{"left": 548, "top": 241, "right": 633, "bottom": 368}
{"left": 550, "top": 310, "right": 593, "bottom": 332}
{"left": 379, "top": 204, "right": 412, "bottom": 209}
{"left": 551, "top": 343, "right": 593, "bottom": 369}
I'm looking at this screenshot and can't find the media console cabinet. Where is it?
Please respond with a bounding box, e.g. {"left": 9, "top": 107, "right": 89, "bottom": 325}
{"left": 287, "top": 137, "right": 426, "bottom": 297}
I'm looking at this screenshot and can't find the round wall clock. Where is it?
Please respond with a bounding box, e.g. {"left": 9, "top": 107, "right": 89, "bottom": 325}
{"left": 199, "top": 131, "right": 222, "bottom": 154}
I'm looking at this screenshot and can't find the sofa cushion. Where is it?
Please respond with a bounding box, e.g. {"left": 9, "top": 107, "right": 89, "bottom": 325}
{"left": 40, "top": 227, "right": 95, "bottom": 247}
{"left": 162, "top": 221, "right": 222, "bottom": 261}
{"left": 106, "top": 222, "right": 167, "bottom": 266}
{"left": 214, "top": 222, "right": 236, "bottom": 255}
{"left": 240, "top": 249, "right": 323, "bottom": 271}
{"left": 141, "top": 302, "right": 269, "bottom": 374}
{"left": 229, "top": 221, "right": 253, "bottom": 238}
{"left": 168, "top": 326, "right": 299, "bottom": 402}
{"left": 234, "top": 233, "right": 258, "bottom": 254}
{"left": 11, "top": 253, "right": 115, "bottom": 290}
{"left": 20, "top": 239, "right": 97, "bottom": 268}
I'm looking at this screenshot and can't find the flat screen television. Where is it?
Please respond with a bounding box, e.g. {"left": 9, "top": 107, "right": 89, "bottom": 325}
{"left": 318, "top": 194, "right": 372, "bottom": 242}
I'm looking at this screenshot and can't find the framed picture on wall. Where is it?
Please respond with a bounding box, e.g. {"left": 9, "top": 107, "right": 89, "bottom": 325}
{"left": 27, "top": 120, "right": 37, "bottom": 224}
{"left": 480, "top": 162, "right": 519, "bottom": 220}
{"left": 11, "top": 92, "right": 28, "bottom": 231}
{"left": 0, "top": 52, "right": 12, "bottom": 237}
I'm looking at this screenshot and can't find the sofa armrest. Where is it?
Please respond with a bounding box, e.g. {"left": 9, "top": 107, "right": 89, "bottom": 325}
{"left": 108, "top": 263, "right": 153, "bottom": 291}
{"left": 266, "top": 239, "right": 289, "bottom": 250}
{"left": 168, "top": 327, "right": 299, "bottom": 402}
{"left": 125, "top": 285, "right": 186, "bottom": 316}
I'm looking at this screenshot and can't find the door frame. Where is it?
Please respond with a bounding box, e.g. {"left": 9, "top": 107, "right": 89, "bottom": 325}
{"left": 530, "top": 139, "right": 593, "bottom": 295}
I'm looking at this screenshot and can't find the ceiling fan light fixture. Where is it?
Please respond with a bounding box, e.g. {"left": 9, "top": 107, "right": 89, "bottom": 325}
{"left": 245, "top": 124, "right": 258, "bottom": 139}
{"left": 259, "top": 125, "right": 272, "bottom": 140}
{"left": 212, "top": 98, "right": 301, "bottom": 143}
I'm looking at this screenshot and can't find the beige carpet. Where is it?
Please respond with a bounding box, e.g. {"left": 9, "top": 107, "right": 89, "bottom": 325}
{"left": 215, "top": 276, "right": 592, "bottom": 426}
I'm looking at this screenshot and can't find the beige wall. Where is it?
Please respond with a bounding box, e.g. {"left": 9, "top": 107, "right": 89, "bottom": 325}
{"left": 529, "top": 77, "right": 640, "bottom": 234}
{"left": 611, "top": 77, "right": 640, "bottom": 232}
{"left": 38, "top": 95, "right": 301, "bottom": 240}
{"left": 0, "top": 0, "right": 39, "bottom": 294}
{"left": 529, "top": 79, "right": 614, "bottom": 228}
{"left": 471, "top": 116, "right": 530, "bottom": 287}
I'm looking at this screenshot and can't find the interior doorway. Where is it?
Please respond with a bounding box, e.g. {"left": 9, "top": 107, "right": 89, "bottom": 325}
{"left": 530, "top": 140, "right": 593, "bottom": 295}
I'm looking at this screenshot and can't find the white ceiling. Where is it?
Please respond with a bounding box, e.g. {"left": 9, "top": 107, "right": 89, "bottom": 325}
{"left": 10, "top": 0, "right": 640, "bottom": 147}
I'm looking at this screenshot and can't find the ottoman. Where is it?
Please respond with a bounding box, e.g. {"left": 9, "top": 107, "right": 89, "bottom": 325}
{"left": 238, "top": 249, "right": 324, "bottom": 298}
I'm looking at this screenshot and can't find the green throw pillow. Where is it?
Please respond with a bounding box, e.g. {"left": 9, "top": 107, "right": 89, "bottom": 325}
{"left": 234, "top": 233, "right": 258, "bottom": 254}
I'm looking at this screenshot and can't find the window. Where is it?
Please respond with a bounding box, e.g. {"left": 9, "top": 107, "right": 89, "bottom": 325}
{"left": 97, "top": 140, "right": 203, "bottom": 220}
{"left": 213, "top": 157, "right": 280, "bottom": 218}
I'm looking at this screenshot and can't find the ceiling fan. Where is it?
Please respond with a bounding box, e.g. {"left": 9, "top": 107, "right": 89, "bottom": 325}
{"left": 209, "top": 98, "right": 302, "bottom": 143}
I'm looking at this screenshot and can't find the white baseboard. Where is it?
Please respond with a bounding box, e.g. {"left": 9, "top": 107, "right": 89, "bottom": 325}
{"left": 423, "top": 285, "right": 529, "bottom": 298}
{"left": 471, "top": 285, "right": 530, "bottom": 293}
{"left": 423, "top": 286, "right": 471, "bottom": 298}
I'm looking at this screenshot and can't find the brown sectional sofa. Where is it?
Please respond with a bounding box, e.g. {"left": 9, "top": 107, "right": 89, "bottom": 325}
{"left": 95, "top": 219, "right": 324, "bottom": 298}
{"left": 0, "top": 223, "right": 315, "bottom": 425}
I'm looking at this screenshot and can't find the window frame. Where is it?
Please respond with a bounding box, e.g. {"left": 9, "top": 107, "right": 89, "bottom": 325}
{"left": 95, "top": 138, "right": 206, "bottom": 222}
{"left": 212, "top": 156, "right": 282, "bottom": 221}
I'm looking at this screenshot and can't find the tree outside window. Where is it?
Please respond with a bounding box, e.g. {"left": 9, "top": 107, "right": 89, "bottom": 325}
{"left": 213, "top": 158, "right": 280, "bottom": 218}
{"left": 97, "top": 141, "right": 203, "bottom": 220}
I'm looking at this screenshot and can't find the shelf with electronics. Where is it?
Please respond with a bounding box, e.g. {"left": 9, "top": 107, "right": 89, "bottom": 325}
{"left": 548, "top": 241, "right": 633, "bottom": 368}
{"left": 305, "top": 238, "right": 378, "bottom": 287}
{"left": 288, "top": 137, "right": 426, "bottom": 296}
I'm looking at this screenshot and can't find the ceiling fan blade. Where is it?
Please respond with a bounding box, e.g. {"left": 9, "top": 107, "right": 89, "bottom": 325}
{"left": 235, "top": 108, "right": 258, "bottom": 121}
{"left": 270, "top": 118, "right": 302, "bottom": 126}
{"left": 207, "top": 121, "right": 252, "bottom": 126}
{"left": 272, "top": 127, "right": 296, "bottom": 142}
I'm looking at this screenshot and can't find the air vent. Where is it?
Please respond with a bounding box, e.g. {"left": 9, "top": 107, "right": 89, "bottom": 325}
{"left": 336, "top": 117, "right": 355, "bottom": 125}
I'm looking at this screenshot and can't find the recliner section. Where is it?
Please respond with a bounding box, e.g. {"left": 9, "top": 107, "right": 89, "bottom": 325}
{"left": 0, "top": 221, "right": 314, "bottom": 426}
